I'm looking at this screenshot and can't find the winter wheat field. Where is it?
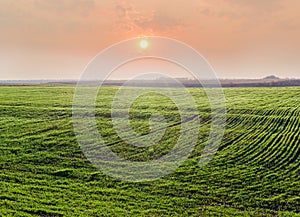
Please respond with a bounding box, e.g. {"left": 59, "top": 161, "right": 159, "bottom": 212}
{"left": 0, "top": 85, "right": 299, "bottom": 216}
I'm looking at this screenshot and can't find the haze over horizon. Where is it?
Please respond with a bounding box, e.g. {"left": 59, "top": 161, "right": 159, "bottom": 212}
{"left": 1, "top": 0, "right": 300, "bottom": 80}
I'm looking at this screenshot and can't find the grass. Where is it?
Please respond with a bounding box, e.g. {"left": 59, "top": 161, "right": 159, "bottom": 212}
{"left": 0, "top": 86, "right": 299, "bottom": 216}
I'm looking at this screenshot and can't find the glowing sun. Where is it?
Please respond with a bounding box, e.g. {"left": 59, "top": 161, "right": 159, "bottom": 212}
{"left": 139, "top": 39, "right": 149, "bottom": 49}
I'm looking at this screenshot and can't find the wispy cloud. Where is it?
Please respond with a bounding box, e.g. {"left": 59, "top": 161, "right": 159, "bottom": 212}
{"left": 206, "top": 0, "right": 282, "bottom": 19}
{"left": 112, "top": 0, "right": 186, "bottom": 35}
{"left": 227, "top": 0, "right": 282, "bottom": 11}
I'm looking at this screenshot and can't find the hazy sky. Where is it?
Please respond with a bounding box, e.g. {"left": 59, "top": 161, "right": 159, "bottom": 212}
{"left": 0, "top": 0, "right": 300, "bottom": 80}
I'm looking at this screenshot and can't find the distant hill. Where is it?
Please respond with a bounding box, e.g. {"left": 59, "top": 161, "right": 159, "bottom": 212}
{"left": 1, "top": 78, "right": 300, "bottom": 87}
{"left": 263, "top": 75, "right": 280, "bottom": 80}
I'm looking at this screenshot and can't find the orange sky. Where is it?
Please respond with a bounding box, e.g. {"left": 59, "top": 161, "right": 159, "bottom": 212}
{"left": 0, "top": 0, "right": 300, "bottom": 80}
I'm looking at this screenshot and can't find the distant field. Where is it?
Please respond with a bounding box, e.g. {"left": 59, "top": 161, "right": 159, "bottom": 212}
{"left": 0, "top": 86, "right": 300, "bottom": 216}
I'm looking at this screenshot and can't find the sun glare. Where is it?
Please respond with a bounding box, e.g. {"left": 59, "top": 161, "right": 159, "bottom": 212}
{"left": 139, "top": 39, "right": 149, "bottom": 49}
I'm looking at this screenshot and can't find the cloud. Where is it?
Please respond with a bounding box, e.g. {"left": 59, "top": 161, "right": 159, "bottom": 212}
{"left": 134, "top": 11, "right": 183, "bottom": 31}
{"left": 228, "top": 0, "right": 282, "bottom": 11}
{"left": 112, "top": 0, "right": 186, "bottom": 34}
{"left": 115, "top": 5, "right": 126, "bottom": 18}
{"left": 277, "top": 19, "right": 300, "bottom": 30}
{"left": 198, "top": 0, "right": 283, "bottom": 20}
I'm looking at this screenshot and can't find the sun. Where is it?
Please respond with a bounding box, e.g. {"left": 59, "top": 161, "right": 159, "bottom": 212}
{"left": 139, "top": 39, "right": 149, "bottom": 49}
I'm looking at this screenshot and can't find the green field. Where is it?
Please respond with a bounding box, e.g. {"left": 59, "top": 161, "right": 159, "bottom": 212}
{"left": 0, "top": 86, "right": 300, "bottom": 216}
